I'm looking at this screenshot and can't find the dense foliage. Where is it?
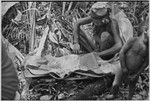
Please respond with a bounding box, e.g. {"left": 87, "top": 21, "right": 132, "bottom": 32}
{"left": 2, "top": 1, "right": 149, "bottom": 100}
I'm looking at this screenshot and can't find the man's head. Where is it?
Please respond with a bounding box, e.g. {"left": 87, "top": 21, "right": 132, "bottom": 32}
{"left": 138, "top": 16, "right": 149, "bottom": 44}
{"left": 139, "top": 26, "right": 149, "bottom": 44}
{"left": 90, "top": 2, "right": 111, "bottom": 26}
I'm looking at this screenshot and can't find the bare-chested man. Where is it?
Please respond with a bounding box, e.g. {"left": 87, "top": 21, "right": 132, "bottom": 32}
{"left": 106, "top": 19, "right": 149, "bottom": 99}
{"left": 72, "top": 2, "right": 123, "bottom": 60}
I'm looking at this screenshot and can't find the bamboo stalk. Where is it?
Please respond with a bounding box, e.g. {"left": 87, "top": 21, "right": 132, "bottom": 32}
{"left": 28, "top": 2, "right": 32, "bottom": 51}
{"left": 66, "top": 2, "right": 73, "bottom": 13}
{"left": 46, "top": 2, "right": 52, "bottom": 20}
{"left": 62, "top": 2, "right": 66, "bottom": 16}
{"left": 30, "top": 2, "right": 36, "bottom": 51}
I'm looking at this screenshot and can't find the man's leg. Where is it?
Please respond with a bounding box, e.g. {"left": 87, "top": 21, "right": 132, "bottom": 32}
{"left": 128, "top": 76, "right": 139, "bottom": 100}
{"left": 100, "top": 32, "right": 115, "bottom": 60}
{"left": 105, "top": 68, "right": 123, "bottom": 99}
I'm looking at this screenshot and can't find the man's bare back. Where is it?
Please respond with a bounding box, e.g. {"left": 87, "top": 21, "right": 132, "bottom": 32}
{"left": 106, "top": 32, "right": 149, "bottom": 100}
{"left": 125, "top": 37, "right": 147, "bottom": 74}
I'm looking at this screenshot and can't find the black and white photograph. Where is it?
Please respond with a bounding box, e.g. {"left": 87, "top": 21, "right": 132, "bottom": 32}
{"left": 1, "top": 0, "right": 149, "bottom": 100}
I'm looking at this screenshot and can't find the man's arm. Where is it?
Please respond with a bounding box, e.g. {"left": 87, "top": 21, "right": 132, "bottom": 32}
{"left": 119, "top": 38, "right": 136, "bottom": 73}
{"left": 73, "top": 16, "right": 93, "bottom": 43}
{"left": 97, "top": 19, "right": 123, "bottom": 56}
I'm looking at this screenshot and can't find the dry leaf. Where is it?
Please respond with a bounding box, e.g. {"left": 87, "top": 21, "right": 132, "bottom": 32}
{"left": 14, "top": 10, "right": 22, "bottom": 21}
{"left": 49, "top": 31, "right": 59, "bottom": 44}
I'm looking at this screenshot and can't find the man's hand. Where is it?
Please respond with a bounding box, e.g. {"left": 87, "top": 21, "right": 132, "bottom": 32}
{"left": 73, "top": 43, "right": 80, "bottom": 54}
